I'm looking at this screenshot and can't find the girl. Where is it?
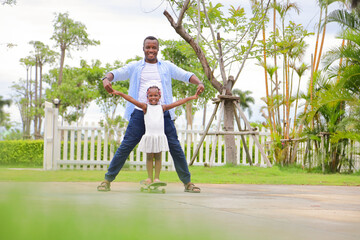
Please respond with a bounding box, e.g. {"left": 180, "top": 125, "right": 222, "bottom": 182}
{"left": 111, "top": 86, "right": 198, "bottom": 185}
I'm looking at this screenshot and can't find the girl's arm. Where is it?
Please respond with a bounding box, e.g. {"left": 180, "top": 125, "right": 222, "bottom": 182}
{"left": 162, "top": 94, "right": 198, "bottom": 112}
{"left": 111, "top": 90, "right": 147, "bottom": 112}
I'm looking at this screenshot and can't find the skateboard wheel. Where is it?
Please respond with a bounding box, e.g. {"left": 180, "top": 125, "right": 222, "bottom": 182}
{"left": 147, "top": 188, "right": 151, "bottom": 193}
{"left": 162, "top": 189, "right": 166, "bottom": 194}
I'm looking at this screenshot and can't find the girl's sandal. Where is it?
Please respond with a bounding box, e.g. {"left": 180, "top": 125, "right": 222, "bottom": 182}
{"left": 184, "top": 182, "right": 201, "bottom": 193}
{"left": 97, "top": 181, "right": 111, "bottom": 192}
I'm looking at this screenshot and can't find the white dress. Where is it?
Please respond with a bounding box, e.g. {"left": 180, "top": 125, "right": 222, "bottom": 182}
{"left": 138, "top": 104, "right": 169, "bottom": 153}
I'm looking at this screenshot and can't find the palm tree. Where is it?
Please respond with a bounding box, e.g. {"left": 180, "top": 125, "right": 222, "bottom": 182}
{"left": 325, "top": 9, "right": 360, "bottom": 96}
{"left": 313, "top": 0, "right": 346, "bottom": 72}
{"left": 300, "top": 8, "right": 360, "bottom": 172}
{"left": 291, "top": 62, "right": 310, "bottom": 136}
{"left": 232, "top": 89, "right": 255, "bottom": 119}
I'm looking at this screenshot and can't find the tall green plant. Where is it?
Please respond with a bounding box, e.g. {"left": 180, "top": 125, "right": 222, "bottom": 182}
{"left": 298, "top": 8, "right": 360, "bottom": 172}
{"left": 259, "top": 2, "right": 312, "bottom": 164}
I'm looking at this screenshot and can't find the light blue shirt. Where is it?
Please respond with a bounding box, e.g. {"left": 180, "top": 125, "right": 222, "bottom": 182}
{"left": 110, "top": 59, "right": 194, "bottom": 120}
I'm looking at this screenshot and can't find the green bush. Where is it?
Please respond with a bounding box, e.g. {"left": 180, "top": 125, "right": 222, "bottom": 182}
{"left": 0, "top": 140, "right": 44, "bottom": 166}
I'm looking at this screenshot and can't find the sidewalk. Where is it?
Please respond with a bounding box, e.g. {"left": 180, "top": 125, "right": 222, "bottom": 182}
{"left": 1, "top": 182, "right": 359, "bottom": 239}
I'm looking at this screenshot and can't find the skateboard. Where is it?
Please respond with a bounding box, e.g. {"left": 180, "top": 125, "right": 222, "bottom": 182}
{"left": 140, "top": 181, "right": 167, "bottom": 194}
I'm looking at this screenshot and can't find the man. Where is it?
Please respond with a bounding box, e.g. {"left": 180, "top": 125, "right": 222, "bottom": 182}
{"left": 97, "top": 36, "right": 204, "bottom": 193}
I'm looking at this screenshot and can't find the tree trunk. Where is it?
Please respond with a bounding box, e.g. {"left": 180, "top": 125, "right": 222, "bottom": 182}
{"left": 185, "top": 102, "right": 193, "bottom": 146}
{"left": 185, "top": 102, "right": 193, "bottom": 129}
{"left": 24, "top": 66, "right": 31, "bottom": 139}
{"left": 223, "top": 76, "right": 237, "bottom": 165}
{"left": 58, "top": 47, "right": 66, "bottom": 86}
{"left": 273, "top": 0, "right": 280, "bottom": 128}
{"left": 28, "top": 66, "right": 33, "bottom": 139}
{"left": 224, "top": 99, "right": 236, "bottom": 165}
{"left": 315, "top": 5, "right": 328, "bottom": 72}
{"left": 34, "top": 59, "right": 39, "bottom": 139}
{"left": 38, "top": 64, "right": 43, "bottom": 139}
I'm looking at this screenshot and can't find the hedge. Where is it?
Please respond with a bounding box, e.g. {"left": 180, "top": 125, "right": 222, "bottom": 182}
{"left": 0, "top": 140, "right": 44, "bottom": 166}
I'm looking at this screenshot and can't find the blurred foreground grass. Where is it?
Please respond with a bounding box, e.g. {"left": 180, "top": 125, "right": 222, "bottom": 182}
{"left": 0, "top": 187, "right": 227, "bottom": 240}
{"left": 0, "top": 165, "right": 359, "bottom": 185}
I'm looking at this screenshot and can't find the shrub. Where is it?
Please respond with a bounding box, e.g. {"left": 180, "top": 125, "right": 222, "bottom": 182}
{"left": 0, "top": 140, "right": 44, "bottom": 166}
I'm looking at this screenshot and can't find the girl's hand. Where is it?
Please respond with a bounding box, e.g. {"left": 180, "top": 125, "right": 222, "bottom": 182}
{"left": 111, "top": 90, "right": 121, "bottom": 95}
{"left": 191, "top": 94, "right": 199, "bottom": 100}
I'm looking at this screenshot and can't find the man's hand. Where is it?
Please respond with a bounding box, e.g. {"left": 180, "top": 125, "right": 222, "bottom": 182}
{"left": 103, "top": 78, "right": 114, "bottom": 94}
{"left": 189, "top": 75, "right": 204, "bottom": 95}
{"left": 196, "top": 83, "right": 204, "bottom": 95}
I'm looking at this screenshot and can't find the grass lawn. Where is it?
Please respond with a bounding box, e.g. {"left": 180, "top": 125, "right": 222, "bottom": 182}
{"left": 0, "top": 164, "right": 359, "bottom": 185}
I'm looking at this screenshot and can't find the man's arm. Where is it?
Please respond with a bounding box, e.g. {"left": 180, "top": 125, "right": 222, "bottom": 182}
{"left": 167, "top": 61, "right": 204, "bottom": 95}
{"left": 189, "top": 75, "right": 205, "bottom": 95}
{"left": 163, "top": 94, "right": 198, "bottom": 112}
{"left": 111, "top": 90, "right": 147, "bottom": 112}
{"left": 102, "top": 61, "right": 136, "bottom": 94}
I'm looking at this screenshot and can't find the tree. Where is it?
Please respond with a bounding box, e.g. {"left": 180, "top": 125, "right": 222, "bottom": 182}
{"left": 257, "top": 1, "right": 313, "bottom": 164}
{"left": 29, "top": 41, "right": 58, "bottom": 139}
{"left": 87, "top": 58, "right": 132, "bottom": 124}
{"left": 294, "top": 7, "right": 360, "bottom": 172}
{"left": 19, "top": 56, "right": 35, "bottom": 138}
{"left": 1, "top": 0, "right": 17, "bottom": 48}
{"left": 163, "top": 0, "right": 271, "bottom": 165}
{"left": 0, "top": 96, "right": 11, "bottom": 129}
{"left": 1, "top": 0, "right": 16, "bottom": 6}
{"left": 291, "top": 62, "right": 309, "bottom": 134}
{"left": 94, "top": 60, "right": 129, "bottom": 144}
{"left": 300, "top": 0, "right": 346, "bottom": 139}
{"left": 51, "top": 12, "right": 100, "bottom": 86}
{"left": 232, "top": 88, "right": 255, "bottom": 119}
{"left": 44, "top": 60, "right": 98, "bottom": 124}
{"left": 160, "top": 39, "right": 217, "bottom": 128}
{"left": 304, "top": 7, "right": 360, "bottom": 172}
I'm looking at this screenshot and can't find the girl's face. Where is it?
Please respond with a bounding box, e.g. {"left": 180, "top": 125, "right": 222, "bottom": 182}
{"left": 147, "top": 88, "right": 161, "bottom": 105}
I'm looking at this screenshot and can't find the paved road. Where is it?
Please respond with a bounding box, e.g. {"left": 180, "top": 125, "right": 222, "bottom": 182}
{"left": 1, "top": 182, "right": 359, "bottom": 239}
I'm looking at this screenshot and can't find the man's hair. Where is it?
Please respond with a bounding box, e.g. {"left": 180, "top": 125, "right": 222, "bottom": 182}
{"left": 143, "top": 36, "right": 159, "bottom": 47}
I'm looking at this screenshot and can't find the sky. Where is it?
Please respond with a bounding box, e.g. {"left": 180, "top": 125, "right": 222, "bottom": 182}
{"left": 0, "top": 0, "right": 345, "bottom": 128}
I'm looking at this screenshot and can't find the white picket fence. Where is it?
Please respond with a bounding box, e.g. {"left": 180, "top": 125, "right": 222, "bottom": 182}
{"left": 43, "top": 102, "right": 275, "bottom": 171}
{"left": 43, "top": 102, "right": 360, "bottom": 172}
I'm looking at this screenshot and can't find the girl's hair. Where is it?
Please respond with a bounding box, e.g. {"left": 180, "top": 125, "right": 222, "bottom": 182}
{"left": 146, "top": 86, "right": 161, "bottom": 96}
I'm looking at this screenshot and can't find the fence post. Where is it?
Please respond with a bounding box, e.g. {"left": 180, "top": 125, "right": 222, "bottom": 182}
{"left": 53, "top": 107, "right": 60, "bottom": 170}
{"left": 43, "top": 101, "right": 54, "bottom": 170}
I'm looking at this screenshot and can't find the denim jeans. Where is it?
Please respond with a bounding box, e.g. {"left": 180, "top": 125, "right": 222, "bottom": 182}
{"left": 105, "top": 109, "right": 191, "bottom": 184}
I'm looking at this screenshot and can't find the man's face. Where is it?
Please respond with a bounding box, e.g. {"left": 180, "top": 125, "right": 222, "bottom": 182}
{"left": 143, "top": 39, "right": 159, "bottom": 63}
